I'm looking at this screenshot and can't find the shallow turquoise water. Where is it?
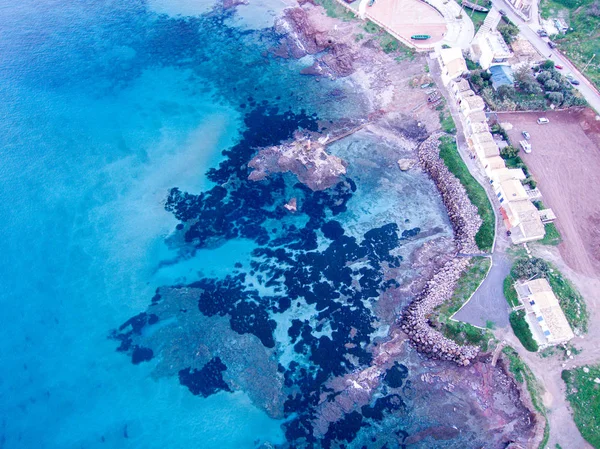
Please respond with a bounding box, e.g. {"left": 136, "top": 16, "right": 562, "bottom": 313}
{"left": 0, "top": 1, "right": 294, "bottom": 447}
{"left": 0, "top": 1, "right": 530, "bottom": 447}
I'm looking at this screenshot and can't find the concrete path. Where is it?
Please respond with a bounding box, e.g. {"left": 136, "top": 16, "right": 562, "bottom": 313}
{"left": 453, "top": 251, "right": 511, "bottom": 328}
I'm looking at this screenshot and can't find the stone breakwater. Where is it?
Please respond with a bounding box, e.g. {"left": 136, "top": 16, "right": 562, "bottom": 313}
{"left": 402, "top": 134, "right": 486, "bottom": 365}
{"left": 401, "top": 257, "right": 479, "bottom": 365}
{"left": 417, "top": 134, "right": 482, "bottom": 255}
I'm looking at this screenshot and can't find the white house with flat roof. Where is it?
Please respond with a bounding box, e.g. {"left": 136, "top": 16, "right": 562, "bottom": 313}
{"left": 470, "top": 30, "right": 514, "bottom": 70}
{"left": 500, "top": 198, "right": 546, "bottom": 243}
{"left": 451, "top": 78, "right": 471, "bottom": 100}
{"left": 515, "top": 278, "right": 574, "bottom": 346}
{"left": 459, "top": 94, "right": 485, "bottom": 115}
{"left": 489, "top": 167, "right": 526, "bottom": 184}
{"left": 438, "top": 47, "right": 468, "bottom": 86}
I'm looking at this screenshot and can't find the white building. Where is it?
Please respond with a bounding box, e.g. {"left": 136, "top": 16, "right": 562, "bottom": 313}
{"left": 438, "top": 47, "right": 468, "bottom": 86}
{"left": 515, "top": 278, "right": 574, "bottom": 346}
{"left": 470, "top": 31, "right": 514, "bottom": 70}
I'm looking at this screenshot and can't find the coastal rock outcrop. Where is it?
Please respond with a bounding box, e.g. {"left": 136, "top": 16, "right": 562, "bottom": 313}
{"left": 274, "top": 7, "right": 357, "bottom": 77}
{"left": 248, "top": 132, "right": 347, "bottom": 191}
{"left": 397, "top": 158, "right": 415, "bottom": 171}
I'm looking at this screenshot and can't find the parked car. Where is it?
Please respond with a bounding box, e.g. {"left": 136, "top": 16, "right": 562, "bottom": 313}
{"left": 499, "top": 9, "right": 506, "bottom": 15}
{"left": 548, "top": 41, "right": 557, "bottom": 49}
{"left": 522, "top": 131, "right": 531, "bottom": 140}
{"left": 555, "top": 65, "right": 563, "bottom": 70}
{"left": 537, "top": 29, "right": 548, "bottom": 37}
{"left": 519, "top": 140, "right": 532, "bottom": 154}
{"left": 537, "top": 117, "right": 549, "bottom": 125}
{"left": 570, "top": 79, "right": 581, "bottom": 85}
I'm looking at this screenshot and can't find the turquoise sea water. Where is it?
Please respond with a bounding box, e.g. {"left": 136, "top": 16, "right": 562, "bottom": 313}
{"left": 0, "top": 1, "right": 296, "bottom": 447}
{"left": 0, "top": 1, "right": 535, "bottom": 448}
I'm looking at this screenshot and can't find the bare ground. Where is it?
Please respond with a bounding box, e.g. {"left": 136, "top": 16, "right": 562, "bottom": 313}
{"left": 500, "top": 109, "right": 600, "bottom": 278}
{"left": 499, "top": 109, "right": 600, "bottom": 448}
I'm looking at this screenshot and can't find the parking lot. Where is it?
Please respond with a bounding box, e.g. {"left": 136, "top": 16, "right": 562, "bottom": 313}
{"left": 499, "top": 108, "right": 600, "bottom": 277}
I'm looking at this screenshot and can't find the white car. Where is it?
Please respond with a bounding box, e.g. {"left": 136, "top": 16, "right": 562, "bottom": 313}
{"left": 519, "top": 140, "right": 532, "bottom": 154}
{"left": 537, "top": 117, "right": 549, "bottom": 125}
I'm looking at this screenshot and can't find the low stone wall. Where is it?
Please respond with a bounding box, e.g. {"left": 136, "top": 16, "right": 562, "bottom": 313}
{"left": 401, "top": 134, "right": 485, "bottom": 366}
{"left": 418, "top": 133, "right": 482, "bottom": 255}
{"left": 401, "top": 257, "right": 479, "bottom": 365}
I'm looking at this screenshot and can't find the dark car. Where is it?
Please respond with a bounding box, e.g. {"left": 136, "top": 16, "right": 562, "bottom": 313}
{"left": 548, "top": 41, "right": 557, "bottom": 49}
{"left": 570, "top": 79, "right": 580, "bottom": 85}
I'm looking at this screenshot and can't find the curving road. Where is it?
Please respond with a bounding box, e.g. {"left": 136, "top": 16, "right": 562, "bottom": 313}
{"left": 492, "top": 0, "right": 600, "bottom": 113}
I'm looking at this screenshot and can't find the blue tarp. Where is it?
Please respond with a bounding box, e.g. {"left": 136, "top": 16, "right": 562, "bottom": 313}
{"left": 489, "top": 65, "right": 514, "bottom": 90}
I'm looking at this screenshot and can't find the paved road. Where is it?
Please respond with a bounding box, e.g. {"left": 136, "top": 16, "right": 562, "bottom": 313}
{"left": 493, "top": 0, "right": 600, "bottom": 113}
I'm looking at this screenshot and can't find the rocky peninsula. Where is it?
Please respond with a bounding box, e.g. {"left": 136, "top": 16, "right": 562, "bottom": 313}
{"left": 248, "top": 131, "right": 348, "bottom": 191}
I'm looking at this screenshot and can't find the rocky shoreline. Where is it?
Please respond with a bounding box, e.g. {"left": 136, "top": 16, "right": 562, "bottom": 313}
{"left": 272, "top": 2, "right": 487, "bottom": 366}
{"left": 401, "top": 134, "right": 485, "bottom": 366}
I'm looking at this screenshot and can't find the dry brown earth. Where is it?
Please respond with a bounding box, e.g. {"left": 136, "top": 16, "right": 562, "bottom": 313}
{"left": 499, "top": 109, "right": 600, "bottom": 278}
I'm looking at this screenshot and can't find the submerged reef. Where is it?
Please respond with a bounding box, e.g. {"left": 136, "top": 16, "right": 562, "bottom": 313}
{"left": 111, "top": 103, "right": 536, "bottom": 448}
{"left": 110, "top": 3, "right": 539, "bottom": 447}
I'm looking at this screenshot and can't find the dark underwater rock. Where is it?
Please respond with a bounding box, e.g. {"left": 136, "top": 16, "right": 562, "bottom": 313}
{"left": 178, "top": 358, "right": 231, "bottom": 397}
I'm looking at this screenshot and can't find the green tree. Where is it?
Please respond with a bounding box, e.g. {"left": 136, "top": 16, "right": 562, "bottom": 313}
{"left": 500, "top": 145, "right": 520, "bottom": 159}
{"left": 544, "top": 79, "right": 560, "bottom": 91}
{"left": 542, "top": 59, "right": 555, "bottom": 70}
{"left": 547, "top": 91, "right": 564, "bottom": 104}
{"left": 536, "top": 71, "right": 551, "bottom": 83}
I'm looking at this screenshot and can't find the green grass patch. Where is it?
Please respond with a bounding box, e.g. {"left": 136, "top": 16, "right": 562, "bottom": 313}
{"left": 438, "top": 136, "right": 495, "bottom": 252}
{"left": 509, "top": 310, "right": 540, "bottom": 352}
{"left": 503, "top": 276, "right": 520, "bottom": 307}
{"left": 442, "top": 320, "right": 491, "bottom": 350}
{"left": 431, "top": 257, "right": 493, "bottom": 350}
{"left": 541, "top": 0, "right": 600, "bottom": 92}
{"left": 562, "top": 364, "right": 600, "bottom": 448}
{"left": 314, "top": 0, "right": 356, "bottom": 20}
{"left": 363, "top": 20, "right": 415, "bottom": 58}
{"left": 540, "top": 0, "right": 569, "bottom": 18}
{"left": 435, "top": 257, "right": 492, "bottom": 320}
{"left": 539, "top": 222, "right": 563, "bottom": 246}
{"left": 502, "top": 346, "right": 550, "bottom": 448}
{"left": 439, "top": 109, "right": 456, "bottom": 134}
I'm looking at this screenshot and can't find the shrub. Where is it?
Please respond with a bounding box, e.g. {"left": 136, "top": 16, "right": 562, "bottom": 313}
{"left": 512, "top": 257, "right": 550, "bottom": 279}
{"left": 500, "top": 145, "right": 520, "bottom": 159}
{"left": 499, "top": 21, "right": 519, "bottom": 44}
{"left": 510, "top": 310, "right": 539, "bottom": 352}
{"left": 465, "top": 58, "right": 479, "bottom": 70}
{"left": 503, "top": 276, "right": 520, "bottom": 307}
{"left": 544, "top": 79, "right": 560, "bottom": 91}
{"left": 547, "top": 91, "right": 564, "bottom": 105}
{"left": 536, "top": 71, "right": 551, "bottom": 83}
{"left": 542, "top": 59, "right": 555, "bottom": 70}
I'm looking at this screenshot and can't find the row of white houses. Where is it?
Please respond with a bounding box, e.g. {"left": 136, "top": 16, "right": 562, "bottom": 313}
{"left": 437, "top": 48, "right": 555, "bottom": 244}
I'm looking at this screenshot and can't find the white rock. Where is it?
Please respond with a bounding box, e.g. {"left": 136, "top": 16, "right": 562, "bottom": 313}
{"left": 397, "top": 159, "right": 416, "bottom": 171}
{"left": 583, "top": 367, "right": 590, "bottom": 373}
